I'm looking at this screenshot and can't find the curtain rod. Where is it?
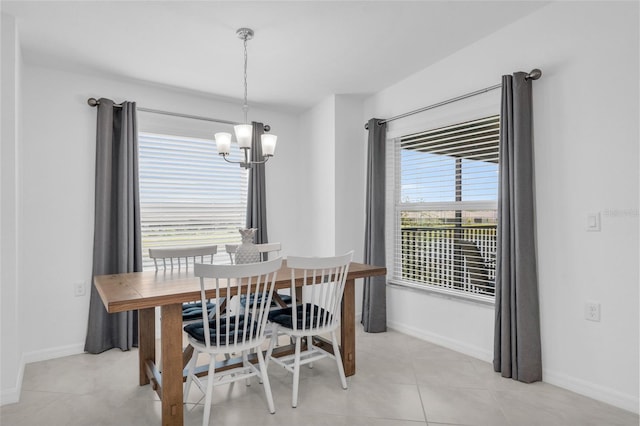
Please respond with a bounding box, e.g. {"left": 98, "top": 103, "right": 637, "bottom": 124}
{"left": 87, "top": 98, "right": 271, "bottom": 131}
{"left": 364, "top": 68, "right": 542, "bottom": 130}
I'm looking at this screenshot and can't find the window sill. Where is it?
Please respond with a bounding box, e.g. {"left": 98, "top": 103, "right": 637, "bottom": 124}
{"left": 387, "top": 278, "right": 495, "bottom": 307}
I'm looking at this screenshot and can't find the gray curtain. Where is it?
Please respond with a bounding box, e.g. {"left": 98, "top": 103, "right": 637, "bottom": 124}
{"left": 362, "top": 118, "right": 387, "bottom": 333}
{"left": 493, "top": 73, "right": 542, "bottom": 382}
{"left": 246, "top": 122, "right": 268, "bottom": 248}
{"left": 84, "top": 98, "right": 142, "bottom": 354}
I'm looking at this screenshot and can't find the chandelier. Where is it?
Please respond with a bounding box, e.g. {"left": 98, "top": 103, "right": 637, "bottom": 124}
{"left": 215, "top": 28, "right": 277, "bottom": 169}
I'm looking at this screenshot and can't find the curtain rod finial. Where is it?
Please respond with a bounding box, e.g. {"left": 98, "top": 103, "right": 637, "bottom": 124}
{"left": 527, "top": 69, "right": 542, "bottom": 80}
{"left": 87, "top": 98, "right": 99, "bottom": 107}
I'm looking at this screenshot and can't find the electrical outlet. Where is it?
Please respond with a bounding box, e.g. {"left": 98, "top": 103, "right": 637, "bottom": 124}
{"left": 584, "top": 302, "right": 601, "bottom": 322}
{"left": 74, "top": 281, "right": 86, "bottom": 297}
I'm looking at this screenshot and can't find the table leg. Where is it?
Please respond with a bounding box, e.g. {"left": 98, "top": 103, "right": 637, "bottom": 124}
{"left": 138, "top": 308, "right": 155, "bottom": 386}
{"left": 161, "top": 303, "right": 184, "bottom": 426}
{"left": 341, "top": 278, "right": 356, "bottom": 376}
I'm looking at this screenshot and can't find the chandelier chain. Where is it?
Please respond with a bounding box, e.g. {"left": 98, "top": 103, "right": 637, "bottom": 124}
{"left": 242, "top": 36, "right": 249, "bottom": 123}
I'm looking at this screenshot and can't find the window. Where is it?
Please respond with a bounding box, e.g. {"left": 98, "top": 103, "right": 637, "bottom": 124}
{"left": 138, "top": 132, "right": 248, "bottom": 270}
{"left": 392, "top": 115, "right": 499, "bottom": 298}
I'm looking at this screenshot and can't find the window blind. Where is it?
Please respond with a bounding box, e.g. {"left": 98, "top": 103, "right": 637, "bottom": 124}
{"left": 138, "top": 132, "right": 248, "bottom": 270}
{"left": 394, "top": 115, "right": 499, "bottom": 297}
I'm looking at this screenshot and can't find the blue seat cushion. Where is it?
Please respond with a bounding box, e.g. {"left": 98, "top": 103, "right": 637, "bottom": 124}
{"left": 181, "top": 301, "right": 216, "bottom": 322}
{"left": 267, "top": 304, "right": 333, "bottom": 330}
{"left": 183, "top": 316, "right": 257, "bottom": 344}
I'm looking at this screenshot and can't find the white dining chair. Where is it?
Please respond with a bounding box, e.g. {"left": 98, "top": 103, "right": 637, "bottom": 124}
{"left": 148, "top": 245, "right": 219, "bottom": 322}
{"left": 183, "top": 258, "right": 283, "bottom": 426}
{"left": 265, "top": 251, "right": 353, "bottom": 408}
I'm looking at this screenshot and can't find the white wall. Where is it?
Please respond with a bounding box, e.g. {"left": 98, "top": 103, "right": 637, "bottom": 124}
{"left": 297, "top": 94, "right": 366, "bottom": 259}
{"left": 1, "top": 12, "right": 24, "bottom": 405}
{"left": 10, "top": 62, "right": 299, "bottom": 370}
{"left": 334, "top": 94, "right": 366, "bottom": 259}
{"left": 364, "top": 1, "right": 639, "bottom": 412}
{"left": 298, "top": 96, "right": 336, "bottom": 256}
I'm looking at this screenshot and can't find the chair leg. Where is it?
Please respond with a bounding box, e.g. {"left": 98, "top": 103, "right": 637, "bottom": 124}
{"left": 202, "top": 357, "right": 216, "bottom": 426}
{"left": 292, "top": 336, "right": 302, "bottom": 408}
{"left": 242, "top": 351, "right": 251, "bottom": 387}
{"left": 264, "top": 326, "right": 279, "bottom": 374}
{"left": 330, "top": 331, "right": 347, "bottom": 390}
{"left": 183, "top": 350, "right": 198, "bottom": 403}
{"left": 256, "top": 348, "right": 275, "bottom": 414}
{"left": 256, "top": 348, "right": 263, "bottom": 384}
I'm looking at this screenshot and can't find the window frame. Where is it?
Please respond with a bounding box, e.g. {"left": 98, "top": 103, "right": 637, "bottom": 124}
{"left": 387, "top": 115, "right": 499, "bottom": 305}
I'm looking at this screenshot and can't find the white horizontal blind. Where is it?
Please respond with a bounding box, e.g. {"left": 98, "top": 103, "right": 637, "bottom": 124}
{"left": 394, "top": 115, "right": 499, "bottom": 297}
{"left": 138, "top": 132, "right": 248, "bottom": 270}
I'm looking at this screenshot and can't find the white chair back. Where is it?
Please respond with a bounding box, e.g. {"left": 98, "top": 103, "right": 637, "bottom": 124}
{"left": 149, "top": 245, "right": 217, "bottom": 271}
{"left": 286, "top": 251, "right": 353, "bottom": 333}
{"left": 194, "top": 257, "right": 282, "bottom": 351}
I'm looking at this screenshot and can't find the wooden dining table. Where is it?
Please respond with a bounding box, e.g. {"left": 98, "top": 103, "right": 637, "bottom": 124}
{"left": 94, "top": 260, "right": 386, "bottom": 426}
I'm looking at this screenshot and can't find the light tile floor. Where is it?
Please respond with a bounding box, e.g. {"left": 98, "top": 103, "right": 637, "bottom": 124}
{"left": 2, "top": 327, "right": 638, "bottom": 426}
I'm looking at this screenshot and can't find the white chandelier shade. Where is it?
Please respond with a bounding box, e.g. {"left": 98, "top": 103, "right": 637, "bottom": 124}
{"left": 233, "top": 124, "right": 253, "bottom": 149}
{"left": 214, "top": 132, "right": 232, "bottom": 155}
{"left": 261, "top": 134, "right": 277, "bottom": 156}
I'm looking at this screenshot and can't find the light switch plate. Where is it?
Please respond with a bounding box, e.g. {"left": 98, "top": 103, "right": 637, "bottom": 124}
{"left": 586, "top": 212, "right": 601, "bottom": 232}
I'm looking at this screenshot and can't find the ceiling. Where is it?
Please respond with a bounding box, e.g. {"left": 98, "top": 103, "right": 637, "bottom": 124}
{"left": 2, "top": 1, "right": 547, "bottom": 112}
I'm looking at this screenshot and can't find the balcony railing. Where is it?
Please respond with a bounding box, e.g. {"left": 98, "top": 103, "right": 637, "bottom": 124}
{"left": 400, "top": 225, "right": 497, "bottom": 295}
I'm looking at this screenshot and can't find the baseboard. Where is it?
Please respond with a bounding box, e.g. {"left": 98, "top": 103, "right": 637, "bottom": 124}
{"left": 0, "top": 354, "right": 25, "bottom": 406}
{"left": 543, "top": 368, "right": 639, "bottom": 414}
{"left": 387, "top": 319, "right": 493, "bottom": 362}
{"left": 22, "top": 343, "right": 85, "bottom": 364}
